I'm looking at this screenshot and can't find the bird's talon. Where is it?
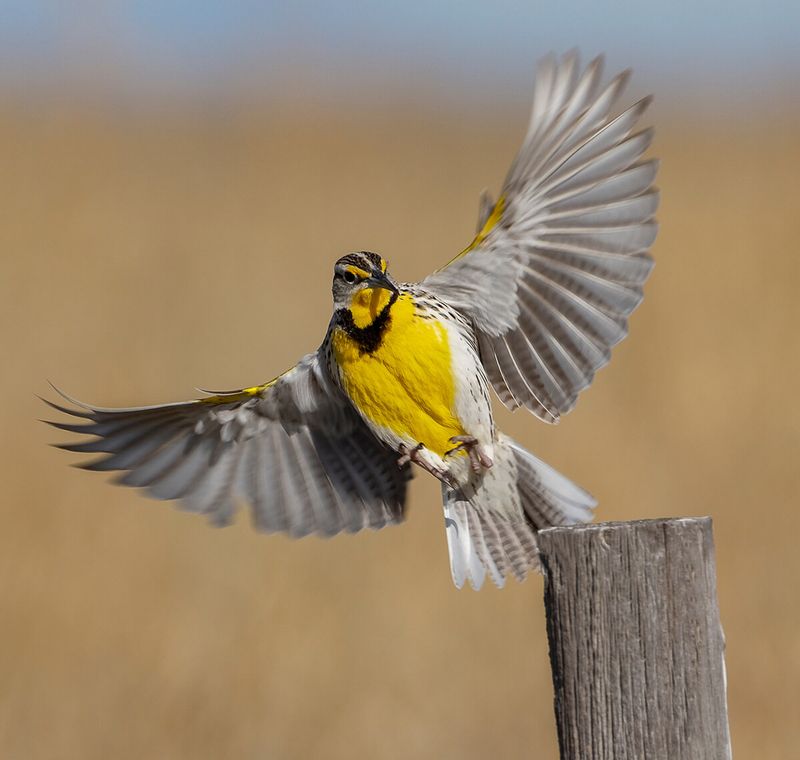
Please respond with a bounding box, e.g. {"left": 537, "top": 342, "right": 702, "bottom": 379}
{"left": 445, "top": 435, "right": 493, "bottom": 472}
{"left": 397, "top": 442, "right": 457, "bottom": 488}
{"left": 397, "top": 442, "right": 424, "bottom": 469}
{"left": 449, "top": 435, "right": 476, "bottom": 445}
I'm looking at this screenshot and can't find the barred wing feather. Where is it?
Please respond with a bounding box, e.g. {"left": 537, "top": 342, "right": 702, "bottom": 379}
{"left": 423, "top": 52, "right": 658, "bottom": 423}
{"left": 44, "top": 353, "right": 409, "bottom": 536}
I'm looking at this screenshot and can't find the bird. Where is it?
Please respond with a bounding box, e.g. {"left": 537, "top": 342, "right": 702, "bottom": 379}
{"left": 43, "top": 52, "right": 658, "bottom": 590}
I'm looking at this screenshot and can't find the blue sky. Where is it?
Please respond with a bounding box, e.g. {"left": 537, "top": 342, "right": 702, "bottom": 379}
{"left": 0, "top": 1, "right": 798, "bottom": 106}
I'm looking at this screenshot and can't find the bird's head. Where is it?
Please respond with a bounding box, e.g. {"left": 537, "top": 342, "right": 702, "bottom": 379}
{"left": 332, "top": 251, "right": 399, "bottom": 326}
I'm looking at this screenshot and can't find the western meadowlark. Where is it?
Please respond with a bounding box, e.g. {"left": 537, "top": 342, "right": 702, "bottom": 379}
{"left": 44, "top": 52, "right": 658, "bottom": 589}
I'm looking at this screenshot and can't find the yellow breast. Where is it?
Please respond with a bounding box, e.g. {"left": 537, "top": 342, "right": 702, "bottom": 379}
{"left": 332, "top": 291, "right": 466, "bottom": 457}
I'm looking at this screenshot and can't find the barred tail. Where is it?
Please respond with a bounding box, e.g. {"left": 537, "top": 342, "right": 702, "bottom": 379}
{"left": 442, "top": 434, "right": 595, "bottom": 590}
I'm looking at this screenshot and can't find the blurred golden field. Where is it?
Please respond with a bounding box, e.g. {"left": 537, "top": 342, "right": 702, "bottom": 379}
{"left": 1, "top": 100, "right": 798, "bottom": 759}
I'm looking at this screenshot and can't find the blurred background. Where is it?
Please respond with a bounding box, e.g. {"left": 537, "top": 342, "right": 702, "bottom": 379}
{"left": 2, "top": 2, "right": 798, "bottom": 758}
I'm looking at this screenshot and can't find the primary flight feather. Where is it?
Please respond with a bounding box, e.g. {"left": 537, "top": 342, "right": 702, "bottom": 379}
{"left": 44, "top": 52, "right": 658, "bottom": 589}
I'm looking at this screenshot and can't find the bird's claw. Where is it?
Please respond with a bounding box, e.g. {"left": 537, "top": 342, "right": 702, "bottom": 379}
{"left": 446, "top": 435, "right": 493, "bottom": 473}
{"left": 396, "top": 442, "right": 423, "bottom": 468}
{"left": 397, "top": 443, "right": 457, "bottom": 488}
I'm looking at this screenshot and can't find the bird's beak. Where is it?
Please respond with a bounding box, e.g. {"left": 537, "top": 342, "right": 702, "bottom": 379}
{"left": 366, "top": 268, "right": 399, "bottom": 294}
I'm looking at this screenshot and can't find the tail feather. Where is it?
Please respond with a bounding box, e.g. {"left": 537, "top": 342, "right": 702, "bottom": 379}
{"left": 495, "top": 517, "right": 532, "bottom": 582}
{"left": 442, "top": 434, "right": 595, "bottom": 589}
{"left": 509, "top": 438, "right": 597, "bottom": 527}
{"left": 443, "top": 504, "right": 486, "bottom": 590}
{"left": 466, "top": 508, "right": 505, "bottom": 587}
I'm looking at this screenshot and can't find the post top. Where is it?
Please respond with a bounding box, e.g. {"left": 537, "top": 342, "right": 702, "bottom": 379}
{"left": 540, "top": 516, "right": 712, "bottom": 538}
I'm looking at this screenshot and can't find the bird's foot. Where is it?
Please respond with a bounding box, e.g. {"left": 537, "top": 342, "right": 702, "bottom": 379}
{"left": 397, "top": 443, "right": 457, "bottom": 488}
{"left": 446, "top": 435, "right": 494, "bottom": 473}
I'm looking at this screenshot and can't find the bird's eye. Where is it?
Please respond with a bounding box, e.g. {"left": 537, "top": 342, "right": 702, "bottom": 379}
{"left": 343, "top": 270, "right": 357, "bottom": 284}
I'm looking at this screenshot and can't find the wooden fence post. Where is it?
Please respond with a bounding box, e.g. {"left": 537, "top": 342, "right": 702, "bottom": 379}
{"left": 538, "top": 517, "right": 731, "bottom": 760}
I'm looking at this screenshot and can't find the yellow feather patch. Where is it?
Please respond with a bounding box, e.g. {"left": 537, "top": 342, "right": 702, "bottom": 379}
{"left": 440, "top": 194, "right": 506, "bottom": 270}
{"left": 199, "top": 376, "right": 282, "bottom": 405}
{"left": 332, "top": 293, "right": 466, "bottom": 457}
{"left": 346, "top": 265, "right": 371, "bottom": 279}
{"left": 348, "top": 286, "right": 393, "bottom": 328}
{"left": 462, "top": 194, "right": 505, "bottom": 255}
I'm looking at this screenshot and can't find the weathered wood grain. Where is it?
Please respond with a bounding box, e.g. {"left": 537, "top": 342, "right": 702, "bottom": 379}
{"left": 539, "top": 518, "right": 731, "bottom": 760}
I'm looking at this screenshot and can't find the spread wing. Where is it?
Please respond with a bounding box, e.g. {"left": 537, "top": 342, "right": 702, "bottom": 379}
{"left": 423, "top": 52, "right": 658, "bottom": 423}
{"left": 43, "top": 352, "right": 410, "bottom": 536}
